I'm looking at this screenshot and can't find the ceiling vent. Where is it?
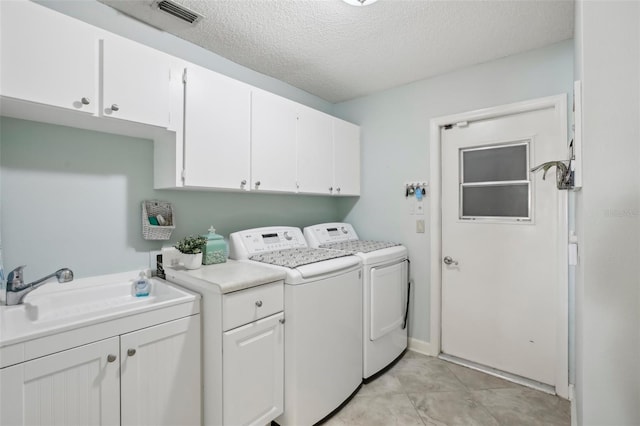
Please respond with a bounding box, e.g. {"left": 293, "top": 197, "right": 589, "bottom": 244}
{"left": 153, "top": 0, "right": 203, "bottom": 25}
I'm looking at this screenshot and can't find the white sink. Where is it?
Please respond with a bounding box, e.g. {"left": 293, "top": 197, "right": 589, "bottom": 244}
{"left": 0, "top": 270, "right": 197, "bottom": 346}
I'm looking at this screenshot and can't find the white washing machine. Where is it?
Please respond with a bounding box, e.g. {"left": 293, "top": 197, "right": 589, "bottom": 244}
{"left": 229, "top": 226, "right": 363, "bottom": 426}
{"left": 304, "top": 222, "right": 409, "bottom": 381}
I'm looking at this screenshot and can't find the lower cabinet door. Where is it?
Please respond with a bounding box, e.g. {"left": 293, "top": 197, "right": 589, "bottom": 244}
{"left": 0, "top": 337, "right": 120, "bottom": 426}
{"left": 223, "top": 312, "right": 284, "bottom": 426}
{"left": 120, "top": 315, "right": 201, "bottom": 426}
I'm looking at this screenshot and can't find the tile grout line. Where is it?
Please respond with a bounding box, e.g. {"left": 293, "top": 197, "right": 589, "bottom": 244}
{"left": 440, "top": 358, "right": 506, "bottom": 426}
{"left": 392, "top": 358, "right": 431, "bottom": 426}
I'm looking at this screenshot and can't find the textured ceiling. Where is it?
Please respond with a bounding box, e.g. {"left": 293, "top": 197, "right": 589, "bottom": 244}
{"left": 99, "top": 0, "right": 575, "bottom": 103}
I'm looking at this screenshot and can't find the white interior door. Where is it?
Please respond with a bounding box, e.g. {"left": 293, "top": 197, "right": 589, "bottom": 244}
{"left": 441, "top": 103, "right": 567, "bottom": 387}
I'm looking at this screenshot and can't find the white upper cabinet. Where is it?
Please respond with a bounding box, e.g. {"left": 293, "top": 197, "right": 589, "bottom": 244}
{"left": 333, "top": 118, "right": 361, "bottom": 196}
{"left": 297, "top": 106, "right": 334, "bottom": 194}
{"left": 182, "top": 65, "right": 251, "bottom": 190}
{"left": 251, "top": 90, "right": 298, "bottom": 193}
{"left": 0, "top": 1, "right": 97, "bottom": 114}
{"left": 101, "top": 36, "right": 171, "bottom": 128}
{"left": 1, "top": 1, "right": 361, "bottom": 196}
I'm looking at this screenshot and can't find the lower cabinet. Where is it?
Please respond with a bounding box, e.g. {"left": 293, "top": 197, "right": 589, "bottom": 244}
{"left": 0, "top": 337, "right": 120, "bottom": 426}
{"left": 223, "top": 312, "right": 284, "bottom": 426}
{"left": 0, "top": 315, "right": 200, "bottom": 426}
{"left": 121, "top": 316, "right": 201, "bottom": 426}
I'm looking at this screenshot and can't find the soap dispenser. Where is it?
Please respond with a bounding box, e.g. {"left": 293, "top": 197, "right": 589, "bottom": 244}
{"left": 133, "top": 271, "right": 150, "bottom": 297}
{"left": 201, "top": 226, "right": 227, "bottom": 265}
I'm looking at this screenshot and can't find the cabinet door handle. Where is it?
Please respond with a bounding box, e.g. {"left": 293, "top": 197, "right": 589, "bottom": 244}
{"left": 255, "top": 181, "right": 261, "bottom": 188}
{"left": 111, "top": 104, "right": 120, "bottom": 112}
{"left": 241, "top": 179, "right": 247, "bottom": 187}
{"left": 255, "top": 300, "right": 263, "bottom": 307}
{"left": 329, "top": 187, "right": 333, "bottom": 193}
{"left": 81, "top": 97, "right": 91, "bottom": 105}
{"left": 279, "top": 318, "right": 285, "bottom": 324}
{"left": 336, "top": 187, "right": 341, "bottom": 193}
{"left": 107, "top": 354, "right": 117, "bottom": 363}
{"left": 127, "top": 348, "right": 137, "bottom": 357}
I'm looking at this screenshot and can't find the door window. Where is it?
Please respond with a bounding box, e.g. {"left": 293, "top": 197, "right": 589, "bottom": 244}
{"left": 459, "top": 140, "right": 531, "bottom": 221}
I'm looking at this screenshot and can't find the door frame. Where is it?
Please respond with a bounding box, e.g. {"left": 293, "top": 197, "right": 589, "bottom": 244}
{"left": 429, "top": 94, "right": 569, "bottom": 398}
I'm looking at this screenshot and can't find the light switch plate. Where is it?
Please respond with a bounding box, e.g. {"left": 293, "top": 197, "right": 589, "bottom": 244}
{"left": 416, "top": 219, "right": 425, "bottom": 233}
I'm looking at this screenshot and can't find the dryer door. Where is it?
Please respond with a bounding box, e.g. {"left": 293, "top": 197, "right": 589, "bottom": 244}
{"left": 370, "top": 261, "right": 406, "bottom": 340}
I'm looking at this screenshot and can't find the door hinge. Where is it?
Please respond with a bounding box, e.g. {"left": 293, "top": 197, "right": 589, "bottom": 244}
{"left": 182, "top": 68, "right": 187, "bottom": 84}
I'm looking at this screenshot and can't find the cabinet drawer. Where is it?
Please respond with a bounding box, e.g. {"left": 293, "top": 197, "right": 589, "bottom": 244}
{"left": 223, "top": 281, "right": 283, "bottom": 331}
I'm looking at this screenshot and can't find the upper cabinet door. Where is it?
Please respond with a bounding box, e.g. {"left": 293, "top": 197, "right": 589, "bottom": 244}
{"left": 251, "top": 90, "right": 298, "bottom": 192}
{"left": 0, "top": 1, "right": 97, "bottom": 114}
{"left": 297, "top": 106, "right": 334, "bottom": 194}
{"left": 333, "top": 119, "right": 361, "bottom": 196}
{"left": 183, "top": 65, "right": 251, "bottom": 190}
{"left": 102, "top": 37, "right": 171, "bottom": 128}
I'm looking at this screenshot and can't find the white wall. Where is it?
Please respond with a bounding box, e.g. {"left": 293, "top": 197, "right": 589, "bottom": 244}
{"left": 333, "top": 40, "right": 574, "bottom": 345}
{"left": 573, "top": 1, "right": 640, "bottom": 424}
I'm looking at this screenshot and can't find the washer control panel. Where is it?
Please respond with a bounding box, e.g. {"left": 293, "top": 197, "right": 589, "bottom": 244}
{"left": 229, "top": 226, "right": 307, "bottom": 258}
{"left": 303, "top": 222, "right": 359, "bottom": 247}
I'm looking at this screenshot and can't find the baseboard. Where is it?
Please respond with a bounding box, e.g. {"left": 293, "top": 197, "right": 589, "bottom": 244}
{"left": 408, "top": 338, "right": 437, "bottom": 356}
{"left": 569, "top": 384, "right": 577, "bottom": 426}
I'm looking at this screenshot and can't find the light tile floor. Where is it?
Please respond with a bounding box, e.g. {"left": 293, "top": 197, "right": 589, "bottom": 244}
{"left": 323, "top": 351, "right": 571, "bottom": 426}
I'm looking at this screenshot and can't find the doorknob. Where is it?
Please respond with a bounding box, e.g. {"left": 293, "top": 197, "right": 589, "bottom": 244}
{"left": 443, "top": 256, "right": 458, "bottom": 266}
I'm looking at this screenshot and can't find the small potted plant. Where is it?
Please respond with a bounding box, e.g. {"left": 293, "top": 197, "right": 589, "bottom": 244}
{"left": 174, "top": 235, "right": 207, "bottom": 270}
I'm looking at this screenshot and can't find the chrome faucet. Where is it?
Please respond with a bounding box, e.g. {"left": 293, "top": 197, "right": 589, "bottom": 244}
{"left": 4, "top": 265, "right": 74, "bottom": 305}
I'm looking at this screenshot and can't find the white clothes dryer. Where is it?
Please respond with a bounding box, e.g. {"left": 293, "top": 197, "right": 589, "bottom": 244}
{"left": 229, "top": 226, "right": 363, "bottom": 426}
{"left": 304, "top": 223, "right": 409, "bottom": 381}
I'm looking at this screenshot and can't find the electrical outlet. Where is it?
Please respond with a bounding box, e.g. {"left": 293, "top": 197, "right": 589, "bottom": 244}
{"left": 416, "top": 219, "right": 425, "bottom": 233}
{"left": 149, "top": 250, "right": 162, "bottom": 274}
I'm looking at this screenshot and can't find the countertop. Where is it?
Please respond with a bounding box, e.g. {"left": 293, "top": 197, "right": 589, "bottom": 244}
{"left": 165, "top": 259, "right": 286, "bottom": 294}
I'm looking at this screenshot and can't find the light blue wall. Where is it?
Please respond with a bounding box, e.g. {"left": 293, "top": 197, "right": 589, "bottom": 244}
{"left": 33, "top": 0, "right": 333, "bottom": 114}
{"left": 333, "top": 40, "right": 574, "bottom": 344}
{"left": 0, "top": 117, "right": 339, "bottom": 279}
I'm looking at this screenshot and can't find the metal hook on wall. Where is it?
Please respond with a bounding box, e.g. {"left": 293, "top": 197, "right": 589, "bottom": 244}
{"left": 405, "top": 182, "right": 428, "bottom": 197}
{"left": 530, "top": 161, "right": 573, "bottom": 190}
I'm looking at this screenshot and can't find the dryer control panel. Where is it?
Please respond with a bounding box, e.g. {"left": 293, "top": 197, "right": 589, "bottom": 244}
{"left": 304, "top": 222, "right": 359, "bottom": 247}
{"left": 229, "top": 226, "right": 307, "bottom": 258}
